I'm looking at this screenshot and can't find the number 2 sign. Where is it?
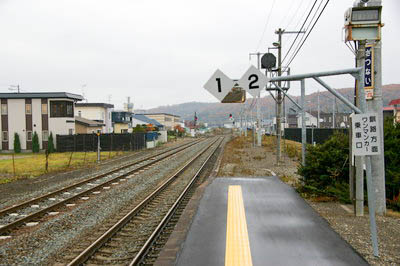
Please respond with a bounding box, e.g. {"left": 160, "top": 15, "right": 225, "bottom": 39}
{"left": 237, "top": 65, "right": 269, "bottom": 97}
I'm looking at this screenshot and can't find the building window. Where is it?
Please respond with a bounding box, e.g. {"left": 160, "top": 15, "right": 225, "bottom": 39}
{"left": 69, "top": 128, "right": 74, "bottom": 135}
{"left": 42, "top": 131, "right": 49, "bottom": 141}
{"left": 50, "top": 101, "right": 74, "bottom": 117}
{"left": 1, "top": 104, "right": 7, "bottom": 115}
{"left": 27, "top": 131, "right": 32, "bottom": 141}
{"left": 121, "top": 129, "right": 128, "bottom": 133}
{"left": 25, "top": 104, "right": 32, "bottom": 114}
{"left": 343, "top": 116, "right": 348, "bottom": 122}
{"left": 42, "top": 103, "right": 48, "bottom": 114}
{"left": 2, "top": 131, "right": 8, "bottom": 141}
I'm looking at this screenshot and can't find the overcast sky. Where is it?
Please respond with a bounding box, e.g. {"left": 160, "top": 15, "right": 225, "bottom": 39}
{"left": 0, "top": 0, "right": 399, "bottom": 109}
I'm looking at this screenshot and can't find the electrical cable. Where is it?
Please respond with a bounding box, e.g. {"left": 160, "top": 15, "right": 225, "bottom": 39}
{"left": 281, "top": 0, "right": 318, "bottom": 64}
{"left": 286, "top": 0, "right": 330, "bottom": 67}
{"left": 255, "top": 0, "right": 277, "bottom": 52}
{"left": 283, "top": 0, "right": 324, "bottom": 66}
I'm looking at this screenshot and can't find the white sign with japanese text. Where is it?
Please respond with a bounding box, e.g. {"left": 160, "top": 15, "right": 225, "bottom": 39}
{"left": 351, "top": 113, "right": 381, "bottom": 156}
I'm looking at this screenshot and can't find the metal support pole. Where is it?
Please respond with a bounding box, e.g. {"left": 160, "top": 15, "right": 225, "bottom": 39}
{"left": 366, "top": 155, "right": 379, "bottom": 256}
{"left": 301, "top": 79, "right": 306, "bottom": 166}
{"left": 317, "top": 90, "right": 320, "bottom": 128}
{"left": 276, "top": 28, "right": 283, "bottom": 164}
{"left": 256, "top": 52, "right": 262, "bottom": 147}
{"left": 357, "top": 66, "right": 380, "bottom": 257}
{"left": 367, "top": 40, "right": 386, "bottom": 215}
{"left": 245, "top": 114, "right": 248, "bottom": 137}
{"left": 97, "top": 134, "right": 100, "bottom": 164}
{"left": 355, "top": 41, "right": 365, "bottom": 216}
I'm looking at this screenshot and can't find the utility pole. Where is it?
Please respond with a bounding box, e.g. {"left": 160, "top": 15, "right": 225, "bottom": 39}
{"left": 332, "top": 100, "right": 335, "bottom": 128}
{"left": 317, "top": 90, "right": 320, "bottom": 128}
{"left": 274, "top": 28, "right": 305, "bottom": 165}
{"left": 276, "top": 28, "right": 283, "bottom": 164}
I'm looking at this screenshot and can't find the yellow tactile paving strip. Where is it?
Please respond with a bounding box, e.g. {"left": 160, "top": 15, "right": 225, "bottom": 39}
{"left": 225, "top": 185, "right": 253, "bottom": 266}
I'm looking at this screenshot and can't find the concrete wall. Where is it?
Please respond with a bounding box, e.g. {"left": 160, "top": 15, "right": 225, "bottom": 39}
{"left": 8, "top": 99, "right": 26, "bottom": 150}
{"left": 75, "top": 123, "right": 103, "bottom": 134}
{"left": 114, "top": 123, "right": 130, "bottom": 133}
{"left": 158, "top": 130, "right": 167, "bottom": 143}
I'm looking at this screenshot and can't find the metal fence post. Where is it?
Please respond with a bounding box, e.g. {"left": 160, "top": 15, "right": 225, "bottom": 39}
{"left": 301, "top": 79, "right": 306, "bottom": 166}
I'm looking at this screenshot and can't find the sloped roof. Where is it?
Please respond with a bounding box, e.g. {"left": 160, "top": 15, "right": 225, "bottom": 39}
{"left": 132, "top": 114, "right": 164, "bottom": 127}
{"left": 389, "top": 99, "right": 400, "bottom": 106}
{"left": 75, "top": 116, "right": 105, "bottom": 127}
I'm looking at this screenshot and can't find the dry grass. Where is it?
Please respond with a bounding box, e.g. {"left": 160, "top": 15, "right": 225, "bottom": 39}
{"left": 386, "top": 209, "right": 400, "bottom": 218}
{"left": 0, "top": 151, "right": 125, "bottom": 184}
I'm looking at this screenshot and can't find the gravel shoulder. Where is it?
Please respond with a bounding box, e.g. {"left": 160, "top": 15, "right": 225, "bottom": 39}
{"left": 217, "top": 134, "right": 400, "bottom": 265}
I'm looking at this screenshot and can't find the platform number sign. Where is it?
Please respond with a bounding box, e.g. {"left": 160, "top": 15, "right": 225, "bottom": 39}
{"left": 237, "top": 65, "right": 269, "bottom": 97}
{"left": 204, "top": 69, "right": 235, "bottom": 102}
{"left": 351, "top": 113, "right": 381, "bottom": 156}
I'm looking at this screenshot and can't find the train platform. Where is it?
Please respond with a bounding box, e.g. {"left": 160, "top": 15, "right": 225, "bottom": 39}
{"left": 174, "top": 176, "right": 367, "bottom": 266}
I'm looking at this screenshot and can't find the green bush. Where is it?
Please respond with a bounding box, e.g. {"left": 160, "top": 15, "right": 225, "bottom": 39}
{"left": 383, "top": 117, "right": 400, "bottom": 210}
{"left": 32, "top": 132, "right": 40, "bottom": 153}
{"left": 13, "top": 133, "right": 21, "bottom": 153}
{"left": 132, "top": 124, "right": 146, "bottom": 133}
{"left": 48, "top": 132, "right": 55, "bottom": 153}
{"left": 297, "top": 132, "right": 350, "bottom": 203}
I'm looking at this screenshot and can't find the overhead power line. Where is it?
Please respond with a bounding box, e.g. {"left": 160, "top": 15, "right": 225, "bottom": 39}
{"left": 255, "top": 0, "right": 277, "bottom": 52}
{"left": 281, "top": 0, "right": 318, "bottom": 64}
{"left": 286, "top": 0, "right": 330, "bottom": 67}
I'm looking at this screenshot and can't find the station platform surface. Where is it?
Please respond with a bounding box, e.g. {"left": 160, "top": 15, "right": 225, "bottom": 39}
{"left": 176, "top": 177, "right": 367, "bottom": 266}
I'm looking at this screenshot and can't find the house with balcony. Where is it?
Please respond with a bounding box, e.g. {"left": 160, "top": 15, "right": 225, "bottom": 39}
{"left": 75, "top": 103, "right": 114, "bottom": 133}
{"left": 0, "top": 92, "right": 83, "bottom": 151}
{"left": 112, "top": 111, "right": 132, "bottom": 133}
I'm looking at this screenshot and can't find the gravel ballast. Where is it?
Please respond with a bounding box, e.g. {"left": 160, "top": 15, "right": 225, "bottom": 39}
{"left": 0, "top": 138, "right": 211, "bottom": 265}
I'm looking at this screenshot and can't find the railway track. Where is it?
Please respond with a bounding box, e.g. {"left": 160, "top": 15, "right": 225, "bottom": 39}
{"left": 63, "top": 136, "right": 223, "bottom": 265}
{"left": 0, "top": 139, "right": 204, "bottom": 236}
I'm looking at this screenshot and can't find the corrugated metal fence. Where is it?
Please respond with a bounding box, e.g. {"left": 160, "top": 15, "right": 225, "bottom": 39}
{"left": 284, "top": 128, "right": 348, "bottom": 144}
{"left": 56, "top": 133, "right": 147, "bottom": 152}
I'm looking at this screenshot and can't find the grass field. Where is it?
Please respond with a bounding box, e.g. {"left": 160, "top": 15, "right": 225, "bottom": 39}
{"left": 0, "top": 151, "right": 127, "bottom": 184}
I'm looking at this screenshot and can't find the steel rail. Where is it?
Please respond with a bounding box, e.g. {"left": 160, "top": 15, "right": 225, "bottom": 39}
{"left": 0, "top": 139, "right": 200, "bottom": 217}
{"left": 0, "top": 139, "right": 204, "bottom": 235}
{"left": 67, "top": 137, "right": 221, "bottom": 266}
{"left": 130, "top": 137, "right": 223, "bottom": 265}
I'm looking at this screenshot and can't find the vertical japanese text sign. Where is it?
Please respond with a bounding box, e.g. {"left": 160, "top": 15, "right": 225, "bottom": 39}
{"left": 364, "top": 43, "right": 375, "bottom": 100}
{"left": 351, "top": 113, "right": 381, "bottom": 156}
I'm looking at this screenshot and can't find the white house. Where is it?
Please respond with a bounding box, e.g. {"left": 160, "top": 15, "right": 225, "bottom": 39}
{"left": 75, "top": 103, "right": 114, "bottom": 133}
{"left": 297, "top": 112, "right": 318, "bottom": 127}
{"left": 0, "top": 92, "right": 83, "bottom": 151}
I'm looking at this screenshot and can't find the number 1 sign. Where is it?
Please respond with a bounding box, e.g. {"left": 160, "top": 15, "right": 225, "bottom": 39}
{"left": 203, "top": 69, "right": 235, "bottom": 102}
{"left": 238, "top": 65, "right": 269, "bottom": 98}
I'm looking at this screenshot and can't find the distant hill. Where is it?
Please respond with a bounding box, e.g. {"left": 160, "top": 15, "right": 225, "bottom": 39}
{"left": 145, "top": 84, "right": 400, "bottom": 125}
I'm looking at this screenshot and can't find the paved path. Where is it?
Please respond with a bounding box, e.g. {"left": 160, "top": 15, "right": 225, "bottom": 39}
{"left": 176, "top": 177, "right": 367, "bottom": 266}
